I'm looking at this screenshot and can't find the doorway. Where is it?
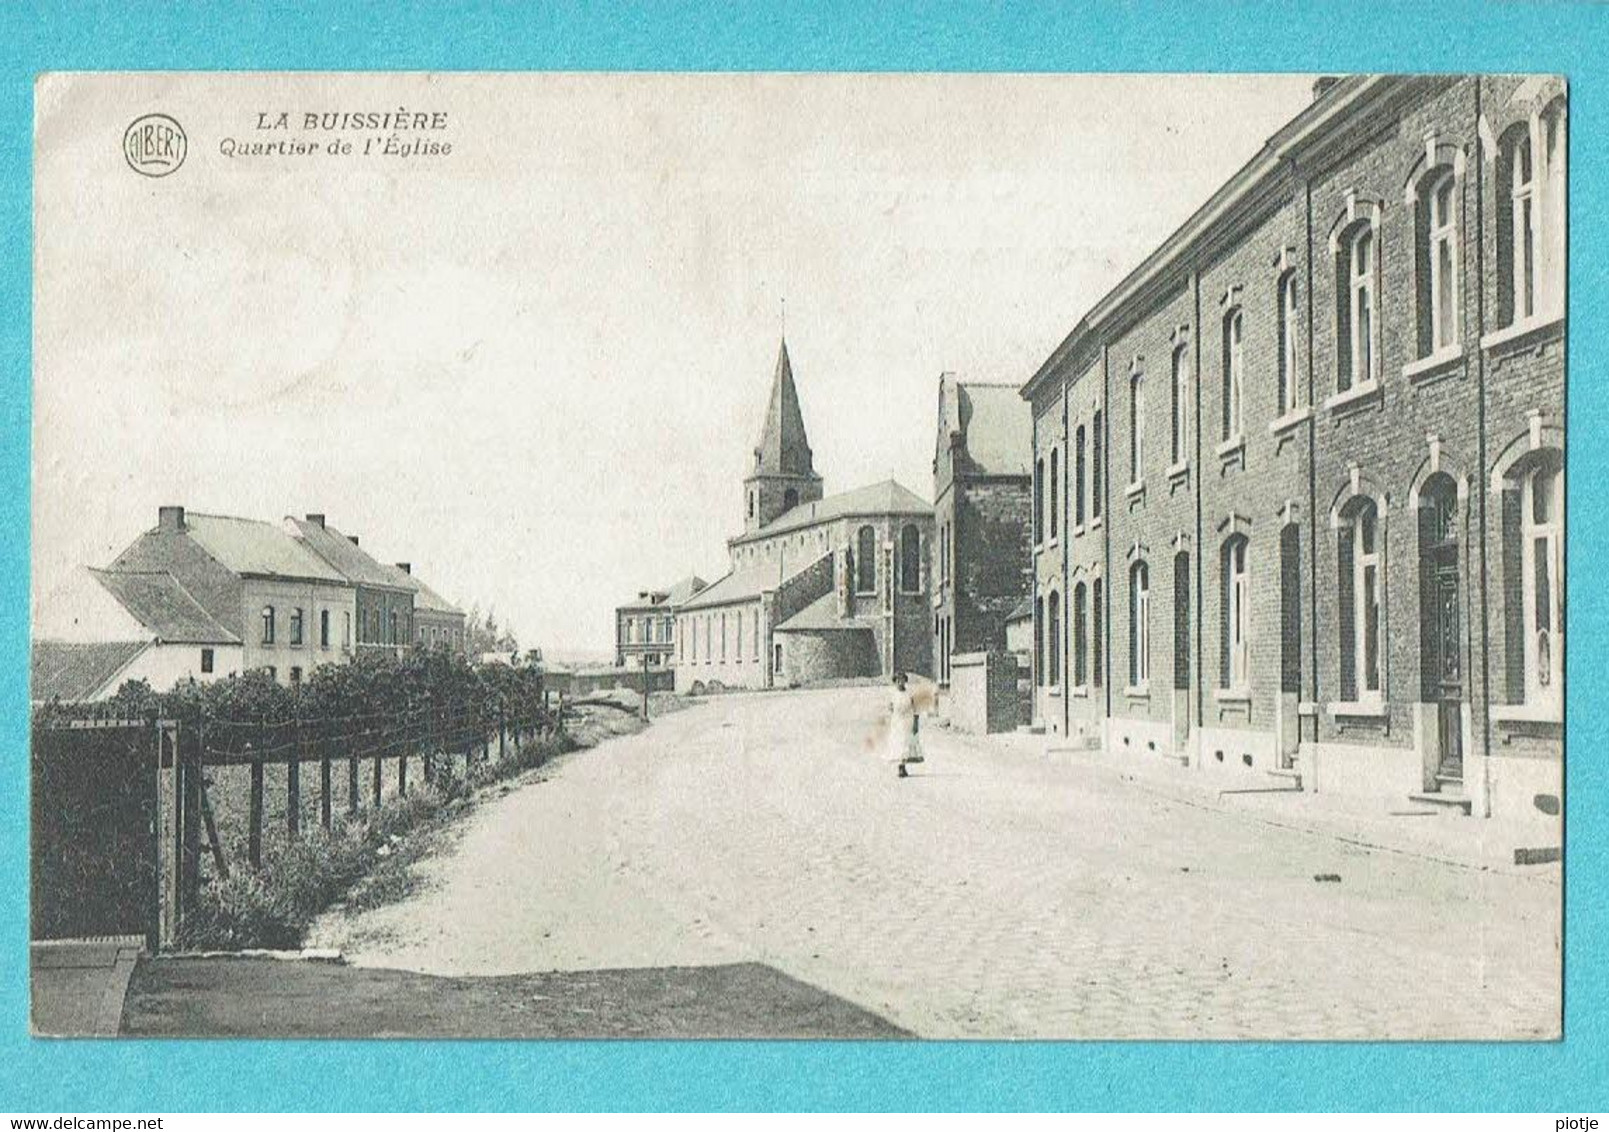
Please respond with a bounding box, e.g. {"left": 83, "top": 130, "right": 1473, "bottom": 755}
{"left": 1418, "top": 476, "right": 1463, "bottom": 785}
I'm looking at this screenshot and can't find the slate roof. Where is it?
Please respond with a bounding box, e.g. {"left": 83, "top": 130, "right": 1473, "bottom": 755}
{"left": 1006, "top": 596, "right": 1034, "bottom": 624}
{"left": 944, "top": 379, "right": 1033, "bottom": 478}
{"left": 773, "top": 591, "right": 876, "bottom": 634}
{"left": 677, "top": 562, "right": 792, "bottom": 611}
{"left": 730, "top": 479, "right": 931, "bottom": 545}
{"left": 753, "top": 338, "right": 816, "bottom": 479}
{"left": 89, "top": 569, "right": 240, "bottom": 644}
{"left": 379, "top": 564, "right": 464, "bottom": 616}
{"left": 31, "top": 640, "right": 148, "bottom": 703}
{"left": 182, "top": 512, "right": 348, "bottom": 583}
{"left": 618, "top": 575, "right": 708, "bottom": 611}
{"left": 288, "top": 518, "right": 413, "bottom": 590}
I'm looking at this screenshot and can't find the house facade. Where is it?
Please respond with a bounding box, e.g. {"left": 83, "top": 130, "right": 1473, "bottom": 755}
{"left": 289, "top": 514, "right": 416, "bottom": 657}
{"left": 674, "top": 340, "right": 933, "bottom": 693}
{"left": 931, "top": 375, "right": 1034, "bottom": 688}
{"left": 108, "top": 506, "right": 358, "bottom": 686}
{"left": 386, "top": 561, "right": 467, "bottom": 653}
{"left": 616, "top": 576, "right": 706, "bottom": 667}
{"left": 1021, "top": 75, "right": 1565, "bottom": 826}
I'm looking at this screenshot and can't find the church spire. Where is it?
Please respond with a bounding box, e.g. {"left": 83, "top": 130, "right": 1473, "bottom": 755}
{"left": 743, "top": 336, "right": 824, "bottom": 532}
{"left": 753, "top": 337, "right": 814, "bottom": 478}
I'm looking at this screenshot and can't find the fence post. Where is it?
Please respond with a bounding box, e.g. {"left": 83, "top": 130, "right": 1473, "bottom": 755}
{"left": 248, "top": 756, "right": 265, "bottom": 868}
{"left": 499, "top": 701, "right": 507, "bottom": 760}
{"left": 348, "top": 749, "right": 359, "bottom": 815}
{"left": 287, "top": 717, "right": 302, "bottom": 835}
{"left": 179, "top": 723, "right": 202, "bottom": 930}
{"left": 320, "top": 723, "right": 333, "bottom": 831}
{"left": 372, "top": 729, "right": 383, "bottom": 807}
{"left": 398, "top": 727, "right": 408, "bottom": 797}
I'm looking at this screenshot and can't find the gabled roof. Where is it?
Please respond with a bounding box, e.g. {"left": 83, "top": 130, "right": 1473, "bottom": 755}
{"left": 377, "top": 562, "right": 463, "bottom": 616}
{"left": 752, "top": 338, "right": 817, "bottom": 480}
{"left": 952, "top": 382, "right": 1033, "bottom": 478}
{"left": 773, "top": 591, "right": 876, "bottom": 634}
{"left": 677, "top": 562, "right": 791, "bottom": 611}
{"left": 1006, "top": 596, "right": 1034, "bottom": 624}
{"left": 30, "top": 640, "right": 149, "bottom": 703}
{"left": 731, "top": 479, "right": 931, "bottom": 545}
{"left": 182, "top": 512, "right": 348, "bottom": 584}
{"left": 90, "top": 569, "right": 240, "bottom": 644}
{"left": 618, "top": 575, "right": 708, "bottom": 611}
{"left": 288, "top": 517, "right": 412, "bottom": 590}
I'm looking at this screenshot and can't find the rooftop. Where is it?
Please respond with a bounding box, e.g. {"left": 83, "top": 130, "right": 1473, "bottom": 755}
{"left": 939, "top": 377, "right": 1033, "bottom": 478}
{"left": 618, "top": 575, "right": 708, "bottom": 611}
{"left": 288, "top": 516, "right": 413, "bottom": 590}
{"left": 181, "top": 511, "right": 349, "bottom": 584}
{"left": 730, "top": 479, "right": 931, "bottom": 546}
{"left": 31, "top": 640, "right": 149, "bottom": 704}
{"left": 90, "top": 568, "right": 240, "bottom": 644}
{"left": 773, "top": 591, "right": 877, "bottom": 634}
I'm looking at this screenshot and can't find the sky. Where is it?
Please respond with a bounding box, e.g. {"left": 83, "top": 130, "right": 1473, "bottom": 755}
{"left": 33, "top": 72, "right": 1317, "bottom": 656}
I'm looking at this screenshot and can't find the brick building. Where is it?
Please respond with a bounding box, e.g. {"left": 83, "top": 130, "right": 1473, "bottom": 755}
{"left": 615, "top": 576, "right": 706, "bottom": 667}
{"left": 931, "top": 374, "right": 1034, "bottom": 685}
{"left": 1021, "top": 75, "right": 1565, "bottom": 826}
{"left": 674, "top": 339, "right": 933, "bottom": 692}
{"left": 289, "top": 514, "right": 415, "bottom": 658}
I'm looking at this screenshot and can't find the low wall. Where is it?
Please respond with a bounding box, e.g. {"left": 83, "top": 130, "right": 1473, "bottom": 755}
{"left": 547, "top": 667, "right": 674, "bottom": 697}
{"left": 944, "top": 651, "right": 1026, "bottom": 735}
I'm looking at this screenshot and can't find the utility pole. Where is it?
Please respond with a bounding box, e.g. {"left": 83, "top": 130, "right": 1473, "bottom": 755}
{"left": 641, "top": 649, "right": 650, "bottom": 721}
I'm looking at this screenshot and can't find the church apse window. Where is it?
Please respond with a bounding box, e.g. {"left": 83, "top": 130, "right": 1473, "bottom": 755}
{"left": 856, "top": 525, "right": 877, "bottom": 594}
{"left": 899, "top": 524, "right": 921, "bottom": 593}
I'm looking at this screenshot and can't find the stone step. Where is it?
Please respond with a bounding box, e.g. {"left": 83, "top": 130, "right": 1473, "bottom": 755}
{"left": 1407, "top": 791, "right": 1473, "bottom": 815}
{"left": 1265, "top": 767, "right": 1303, "bottom": 790}
{"left": 1018, "top": 723, "right": 1046, "bottom": 736}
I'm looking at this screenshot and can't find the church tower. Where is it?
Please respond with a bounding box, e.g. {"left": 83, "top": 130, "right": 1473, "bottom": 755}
{"left": 743, "top": 338, "right": 823, "bottom": 532}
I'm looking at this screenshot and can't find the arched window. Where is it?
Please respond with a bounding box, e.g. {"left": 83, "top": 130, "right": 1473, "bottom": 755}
{"left": 855, "top": 525, "right": 877, "bottom": 594}
{"left": 1047, "top": 589, "right": 1061, "bottom": 687}
{"left": 689, "top": 615, "right": 697, "bottom": 661}
{"left": 1509, "top": 126, "right": 1537, "bottom": 323}
{"left": 1222, "top": 310, "right": 1243, "bottom": 441}
{"left": 1337, "top": 496, "right": 1383, "bottom": 700}
{"left": 1072, "top": 581, "right": 1088, "bottom": 687}
{"left": 1129, "top": 561, "right": 1150, "bottom": 687}
{"left": 1033, "top": 596, "right": 1045, "bottom": 687}
{"left": 1509, "top": 456, "right": 1563, "bottom": 709}
{"left": 899, "top": 523, "right": 921, "bottom": 593}
{"left": 1049, "top": 448, "right": 1060, "bottom": 540}
{"left": 1336, "top": 223, "right": 1377, "bottom": 393}
{"left": 1033, "top": 457, "right": 1045, "bottom": 544}
{"left": 1130, "top": 370, "right": 1146, "bottom": 484}
{"left": 1092, "top": 577, "right": 1104, "bottom": 688}
{"left": 1074, "top": 425, "right": 1087, "bottom": 527}
{"left": 1541, "top": 98, "right": 1567, "bottom": 315}
{"left": 1221, "top": 535, "right": 1250, "bottom": 689}
{"left": 1418, "top": 168, "right": 1460, "bottom": 355}
{"left": 261, "top": 605, "right": 276, "bottom": 644}
{"left": 1091, "top": 411, "right": 1104, "bottom": 520}
{"left": 1277, "top": 271, "right": 1300, "bottom": 415}
{"left": 1171, "top": 345, "right": 1191, "bottom": 465}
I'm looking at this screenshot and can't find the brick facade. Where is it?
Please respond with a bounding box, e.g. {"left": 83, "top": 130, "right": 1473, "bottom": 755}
{"left": 1020, "top": 75, "right": 1565, "bottom": 826}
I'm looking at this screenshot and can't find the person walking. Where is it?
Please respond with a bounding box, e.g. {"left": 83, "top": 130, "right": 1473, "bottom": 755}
{"left": 888, "top": 671, "right": 925, "bottom": 777}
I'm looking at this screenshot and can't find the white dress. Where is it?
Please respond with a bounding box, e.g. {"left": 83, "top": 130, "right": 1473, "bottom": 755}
{"left": 887, "top": 687, "right": 921, "bottom": 763}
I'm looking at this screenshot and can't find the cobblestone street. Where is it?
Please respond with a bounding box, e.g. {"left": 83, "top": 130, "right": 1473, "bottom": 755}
{"left": 319, "top": 686, "right": 1561, "bottom": 1040}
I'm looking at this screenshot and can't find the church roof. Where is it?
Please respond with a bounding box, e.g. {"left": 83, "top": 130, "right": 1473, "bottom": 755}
{"left": 752, "top": 338, "right": 816, "bottom": 479}
{"left": 773, "top": 591, "right": 877, "bottom": 634}
{"left": 729, "top": 478, "right": 931, "bottom": 545}
{"left": 677, "top": 562, "right": 787, "bottom": 611}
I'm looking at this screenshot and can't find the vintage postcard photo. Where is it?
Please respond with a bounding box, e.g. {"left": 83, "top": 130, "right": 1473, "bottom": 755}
{"left": 30, "top": 72, "right": 1564, "bottom": 1040}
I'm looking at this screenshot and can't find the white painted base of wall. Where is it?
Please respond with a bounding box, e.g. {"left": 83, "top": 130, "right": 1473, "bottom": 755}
{"left": 1197, "top": 725, "right": 1279, "bottom": 778}
{"left": 1107, "top": 716, "right": 1173, "bottom": 762}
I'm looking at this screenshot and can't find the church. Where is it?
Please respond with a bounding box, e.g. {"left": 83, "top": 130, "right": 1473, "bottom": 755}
{"left": 674, "top": 340, "right": 933, "bottom": 693}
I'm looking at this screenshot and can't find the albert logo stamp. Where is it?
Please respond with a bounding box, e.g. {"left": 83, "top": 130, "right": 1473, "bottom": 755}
{"left": 123, "top": 113, "right": 187, "bottom": 177}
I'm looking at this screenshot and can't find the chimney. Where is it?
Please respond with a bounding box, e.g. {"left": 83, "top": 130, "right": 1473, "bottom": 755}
{"left": 305, "top": 513, "right": 326, "bottom": 528}
{"left": 348, "top": 535, "right": 360, "bottom": 546}
{"left": 1312, "top": 75, "right": 1342, "bottom": 102}
{"left": 158, "top": 505, "right": 186, "bottom": 532}
{"left": 394, "top": 562, "right": 411, "bottom": 575}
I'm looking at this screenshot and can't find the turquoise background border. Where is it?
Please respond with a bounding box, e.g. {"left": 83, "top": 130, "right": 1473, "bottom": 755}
{"left": 1, "top": 0, "right": 1604, "bottom": 1112}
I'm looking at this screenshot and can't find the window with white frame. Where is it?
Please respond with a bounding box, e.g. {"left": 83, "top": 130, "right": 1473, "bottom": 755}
{"left": 1075, "top": 425, "right": 1087, "bottom": 527}
{"left": 1171, "top": 345, "right": 1191, "bottom": 465}
{"left": 1049, "top": 448, "right": 1060, "bottom": 540}
{"left": 1338, "top": 223, "right": 1377, "bottom": 393}
{"left": 1092, "top": 577, "right": 1103, "bottom": 688}
{"left": 1541, "top": 99, "right": 1567, "bottom": 316}
{"left": 1092, "top": 411, "right": 1103, "bottom": 520}
{"left": 1337, "top": 497, "right": 1383, "bottom": 700}
{"left": 1509, "top": 127, "right": 1537, "bottom": 324}
{"left": 1222, "top": 309, "right": 1244, "bottom": 441}
{"left": 1129, "top": 560, "right": 1150, "bottom": 687}
{"left": 1278, "top": 271, "right": 1300, "bottom": 414}
{"left": 1521, "top": 461, "right": 1563, "bottom": 709}
{"left": 1222, "top": 535, "right": 1250, "bottom": 689}
{"left": 1033, "top": 457, "right": 1044, "bottom": 543}
{"left": 1047, "top": 590, "right": 1061, "bottom": 687}
{"left": 1130, "top": 371, "right": 1146, "bottom": 484}
{"left": 1073, "top": 581, "right": 1088, "bottom": 687}
{"left": 1425, "top": 168, "right": 1459, "bottom": 353}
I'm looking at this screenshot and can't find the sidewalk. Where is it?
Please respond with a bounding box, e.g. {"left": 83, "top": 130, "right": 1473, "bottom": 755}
{"left": 930, "top": 723, "right": 1562, "bottom": 880}
{"left": 31, "top": 937, "right": 144, "bottom": 1037}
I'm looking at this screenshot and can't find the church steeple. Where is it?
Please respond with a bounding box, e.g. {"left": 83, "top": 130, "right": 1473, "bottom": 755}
{"left": 743, "top": 338, "right": 824, "bottom": 531}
